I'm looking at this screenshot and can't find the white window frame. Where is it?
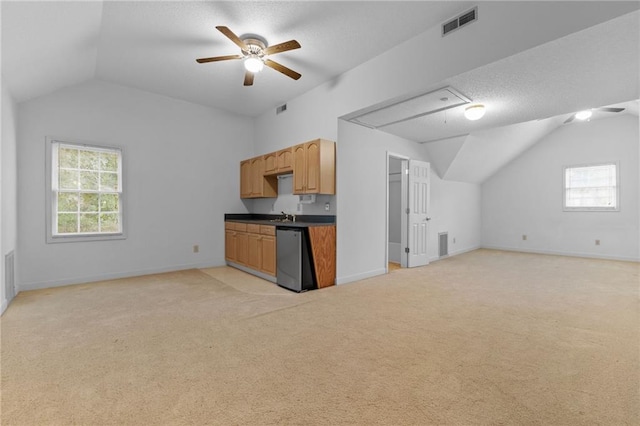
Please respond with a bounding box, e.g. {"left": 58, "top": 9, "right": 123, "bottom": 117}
{"left": 45, "top": 137, "right": 127, "bottom": 243}
{"left": 563, "top": 162, "right": 619, "bottom": 212}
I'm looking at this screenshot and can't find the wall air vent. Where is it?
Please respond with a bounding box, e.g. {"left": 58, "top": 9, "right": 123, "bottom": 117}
{"left": 438, "top": 233, "right": 449, "bottom": 258}
{"left": 442, "top": 6, "right": 478, "bottom": 36}
{"left": 276, "top": 104, "right": 287, "bottom": 115}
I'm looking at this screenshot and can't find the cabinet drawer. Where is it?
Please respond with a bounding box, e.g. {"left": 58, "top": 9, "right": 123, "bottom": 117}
{"left": 225, "top": 221, "right": 235, "bottom": 230}
{"left": 246, "top": 223, "right": 261, "bottom": 234}
{"left": 260, "top": 225, "right": 276, "bottom": 236}
{"left": 234, "top": 223, "right": 247, "bottom": 232}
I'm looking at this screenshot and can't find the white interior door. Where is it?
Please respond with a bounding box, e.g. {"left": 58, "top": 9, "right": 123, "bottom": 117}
{"left": 407, "top": 160, "right": 430, "bottom": 267}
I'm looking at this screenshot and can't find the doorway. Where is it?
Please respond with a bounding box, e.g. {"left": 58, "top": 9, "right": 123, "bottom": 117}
{"left": 386, "top": 153, "right": 431, "bottom": 273}
{"left": 387, "top": 154, "right": 408, "bottom": 271}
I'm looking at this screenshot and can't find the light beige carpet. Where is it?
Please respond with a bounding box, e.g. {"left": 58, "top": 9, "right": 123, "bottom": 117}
{"left": 1, "top": 249, "right": 638, "bottom": 425}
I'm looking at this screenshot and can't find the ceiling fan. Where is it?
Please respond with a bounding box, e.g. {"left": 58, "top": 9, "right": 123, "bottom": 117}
{"left": 196, "top": 26, "right": 302, "bottom": 86}
{"left": 563, "top": 107, "right": 625, "bottom": 124}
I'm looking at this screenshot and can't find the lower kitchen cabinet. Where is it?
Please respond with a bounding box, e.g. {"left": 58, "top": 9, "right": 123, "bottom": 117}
{"left": 225, "top": 222, "right": 276, "bottom": 277}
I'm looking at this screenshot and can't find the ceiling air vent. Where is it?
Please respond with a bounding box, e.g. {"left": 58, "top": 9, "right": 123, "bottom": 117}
{"left": 442, "top": 6, "right": 478, "bottom": 36}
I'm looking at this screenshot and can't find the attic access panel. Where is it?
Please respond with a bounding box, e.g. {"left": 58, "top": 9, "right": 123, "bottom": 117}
{"left": 346, "top": 86, "right": 470, "bottom": 129}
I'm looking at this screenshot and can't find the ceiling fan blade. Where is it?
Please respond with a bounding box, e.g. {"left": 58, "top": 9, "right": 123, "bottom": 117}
{"left": 196, "top": 54, "right": 243, "bottom": 64}
{"left": 244, "top": 71, "right": 254, "bottom": 86}
{"left": 564, "top": 115, "right": 576, "bottom": 124}
{"left": 264, "top": 59, "right": 301, "bottom": 80}
{"left": 216, "top": 26, "right": 249, "bottom": 52}
{"left": 597, "top": 107, "right": 625, "bottom": 113}
{"left": 263, "top": 40, "right": 301, "bottom": 56}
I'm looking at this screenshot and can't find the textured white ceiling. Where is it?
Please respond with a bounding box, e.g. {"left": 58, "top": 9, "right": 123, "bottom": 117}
{"left": 2, "top": 2, "right": 638, "bottom": 185}
{"left": 2, "top": 1, "right": 475, "bottom": 115}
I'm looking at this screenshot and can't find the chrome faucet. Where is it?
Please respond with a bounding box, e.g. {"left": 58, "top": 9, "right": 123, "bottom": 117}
{"left": 281, "top": 211, "right": 290, "bottom": 222}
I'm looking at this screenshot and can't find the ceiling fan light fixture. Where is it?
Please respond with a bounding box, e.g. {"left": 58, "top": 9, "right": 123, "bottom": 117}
{"left": 575, "top": 110, "right": 592, "bottom": 120}
{"left": 464, "top": 104, "right": 485, "bottom": 121}
{"left": 244, "top": 56, "right": 264, "bottom": 73}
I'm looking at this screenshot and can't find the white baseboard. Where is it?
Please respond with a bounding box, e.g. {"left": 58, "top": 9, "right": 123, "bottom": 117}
{"left": 18, "top": 260, "right": 224, "bottom": 292}
{"left": 1, "top": 298, "right": 7, "bottom": 316}
{"left": 481, "top": 245, "right": 640, "bottom": 263}
{"left": 336, "top": 268, "right": 387, "bottom": 285}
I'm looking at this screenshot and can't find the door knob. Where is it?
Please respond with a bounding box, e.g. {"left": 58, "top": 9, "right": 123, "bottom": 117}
{"left": 425, "top": 217, "right": 431, "bottom": 221}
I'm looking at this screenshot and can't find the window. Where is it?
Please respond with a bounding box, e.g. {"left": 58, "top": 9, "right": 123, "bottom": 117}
{"left": 563, "top": 163, "right": 618, "bottom": 211}
{"left": 46, "top": 139, "right": 125, "bottom": 242}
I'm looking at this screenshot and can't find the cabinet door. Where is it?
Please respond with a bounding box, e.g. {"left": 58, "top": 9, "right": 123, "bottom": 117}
{"left": 250, "top": 157, "right": 264, "bottom": 197}
{"left": 261, "top": 235, "right": 276, "bottom": 276}
{"left": 264, "top": 152, "right": 277, "bottom": 175}
{"left": 247, "top": 233, "right": 262, "bottom": 270}
{"left": 240, "top": 160, "right": 252, "bottom": 198}
{"left": 236, "top": 232, "right": 248, "bottom": 265}
{"left": 305, "top": 141, "right": 321, "bottom": 193}
{"left": 292, "top": 143, "right": 306, "bottom": 194}
{"left": 277, "top": 148, "right": 293, "bottom": 173}
{"left": 225, "top": 230, "right": 236, "bottom": 262}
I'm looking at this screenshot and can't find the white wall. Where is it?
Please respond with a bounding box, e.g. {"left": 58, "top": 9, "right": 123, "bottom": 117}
{"left": 1, "top": 79, "right": 18, "bottom": 313}
{"left": 335, "top": 121, "right": 481, "bottom": 284}
{"left": 482, "top": 114, "right": 639, "bottom": 261}
{"left": 17, "top": 80, "right": 254, "bottom": 290}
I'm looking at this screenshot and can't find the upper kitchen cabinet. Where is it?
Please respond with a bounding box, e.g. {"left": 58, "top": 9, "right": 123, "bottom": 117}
{"left": 240, "top": 160, "right": 252, "bottom": 198}
{"left": 293, "top": 139, "right": 335, "bottom": 195}
{"left": 240, "top": 156, "right": 277, "bottom": 199}
{"left": 264, "top": 147, "right": 293, "bottom": 176}
{"left": 277, "top": 147, "right": 293, "bottom": 173}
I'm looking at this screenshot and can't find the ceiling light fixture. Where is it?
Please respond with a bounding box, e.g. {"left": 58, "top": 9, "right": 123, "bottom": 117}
{"left": 464, "top": 104, "right": 486, "bottom": 121}
{"left": 575, "top": 110, "right": 592, "bottom": 120}
{"left": 244, "top": 55, "right": 264, "bottom": 73}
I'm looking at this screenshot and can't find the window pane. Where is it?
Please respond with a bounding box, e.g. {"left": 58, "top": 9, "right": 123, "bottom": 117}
{"left": 80, "top": 213, "right": 99, "bottom": 232}
{"left": 59, "top": 169, "right": 79, "bottom": 190}
{"left": 100, "top": 213, "right": 120, "bottom": 232}
{"left": 100, "top": 172, "right": 118, "bottom": 191}
{"left": 57, "top": 193, "right": 78, "bottom": 212}
{"left": 58, "top": 147, "right": 78, "bottom": 168}
{"left": 101, "top": 152, "right": 118, "bottom": 172}
{"left": 79, "top": 171, "right": 99, "bottom": 190}
{"left": 100, "top": 193, "right": 119, "bottom": 212}
{"left": 57, "top": 213, "right": 78, "bottom": 234}
{"left": 79, "top": 150, "right": 99, "bottom": 170}
{"left": 565, "top": 164, "right": 617, "bottom": 210}
{"left": 80, "top": 193, "right": 99, "bottom": 212}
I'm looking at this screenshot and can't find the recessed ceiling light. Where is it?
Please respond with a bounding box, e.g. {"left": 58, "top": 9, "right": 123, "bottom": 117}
{"left": 575, "top": 110, "right": 592, "bottom": 120}
{"left": 464, "top": 104, "right": 485, "bottom": 120}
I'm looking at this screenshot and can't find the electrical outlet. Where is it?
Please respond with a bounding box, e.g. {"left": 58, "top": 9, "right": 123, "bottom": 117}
{"left": 325, "top": 202, "right": 330, "bottom": 211}
{"left": 595, "top": 239, "right": 600, "bottom": 246}
{"left": 522, "top": 235, "right": 527, "bottom": 241}
{"left": 193, "top": 245, "right": 199, "bottom": 253}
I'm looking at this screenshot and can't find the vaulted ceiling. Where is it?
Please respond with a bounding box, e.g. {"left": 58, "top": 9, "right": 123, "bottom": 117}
{"left": 2, "top": 2, "right": 639, "bottom": 184}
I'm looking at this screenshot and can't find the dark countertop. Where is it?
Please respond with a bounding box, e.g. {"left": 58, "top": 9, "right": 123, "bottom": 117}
{"left": 225, "top": 213, "right": 335, "bottom": 228}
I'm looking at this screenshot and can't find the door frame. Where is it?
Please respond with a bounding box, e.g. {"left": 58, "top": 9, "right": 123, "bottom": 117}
{"left": 385, "top": 151, "right": 409, "bottom": 273}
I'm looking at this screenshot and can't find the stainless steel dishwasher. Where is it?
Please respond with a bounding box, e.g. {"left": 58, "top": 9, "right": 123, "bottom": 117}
{"left": 276, "top": 227, "right": 315, "bottom": 292}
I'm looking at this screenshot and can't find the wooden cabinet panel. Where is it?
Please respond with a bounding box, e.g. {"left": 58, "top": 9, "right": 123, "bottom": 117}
{"left": 305, "top": 140, "right": 320, "bottom": 193}
{"left": 308, "top": 226, "right": 336, "bottom": 288}
{"left": 277, "top": 148, "right": 293, "bottom": 173}
{"left": 247, "top": 233, "right": 262, "bottom": 270}
{"left": 236, "top": 232, "right": 248, "bottom": 265}
{"left": 261, "top": 236, "right": 276, "bottom": 276}
{"left": 264, "top": 152, "right": 277, "bottom": 175}
{"left": 250, "top": 157, "right": 264, "bottom": 197}
{"left": 240, "top": 160, "right": 252, "bottom": 198}
{"left": 225, "top": 230, "right": 236, "bottom": 262}
{"left": 292, "top": 139, "right": 335, "bottom": 195}
{"left": 293, "top": 144, "right": 306, "bottom": 194}
{"left": 260, "top": 225, "right": 276, "bottom": 236}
